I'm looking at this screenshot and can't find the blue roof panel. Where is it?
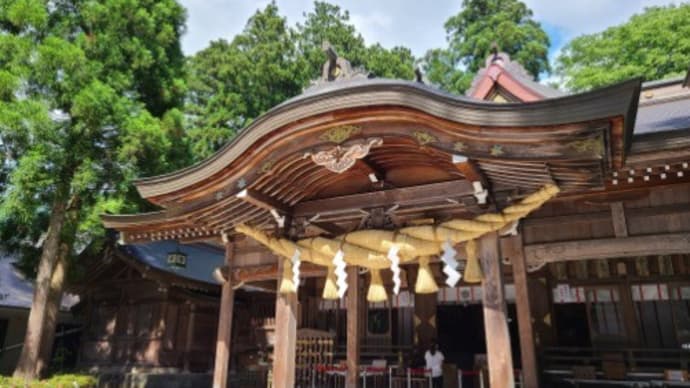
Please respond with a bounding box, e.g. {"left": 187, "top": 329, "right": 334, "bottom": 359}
{"left": 0, "top": 254, "right": 79, "bottom": 310}
{"left": 121, "top": 241, "right": 224, "bottom": 285}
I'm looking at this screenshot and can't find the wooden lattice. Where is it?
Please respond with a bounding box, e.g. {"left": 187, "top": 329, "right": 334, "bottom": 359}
{"left": 295, "top": 328, "right": 335, "bottom": 387}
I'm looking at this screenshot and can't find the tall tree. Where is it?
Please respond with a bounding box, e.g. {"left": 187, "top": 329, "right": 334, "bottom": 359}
{"left": 185, "top": 3, "right": 305, "bottom": 160}
{"left": 557, "top": 4, "right": 690, "bottom": 91}
{"left": 421, "top": 48, "right": 474, "bottom": 95}
{"left": 186, "top": 1, "right": 416, "bottom": 161}
{"left": 362, "top": 44, "right": 416, "bottom": 80}
{"left": 422, "top": 0, "right": 550, "bottom": 94}
{"left": 295, "top": 1, "right": 367, "bottom": 80}
{"left": 0, "top": 0, "right": 187, "bottom": 379}
{"left": 296, "top": 1, "right": 415, "bottom": 80}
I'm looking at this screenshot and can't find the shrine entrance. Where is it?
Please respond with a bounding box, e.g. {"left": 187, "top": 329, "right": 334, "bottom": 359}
{"left": 103, "top": 49, "right": 642, "bottom": 388}
{"left": 437, "top": 303, "right": 522, "bottom": 384}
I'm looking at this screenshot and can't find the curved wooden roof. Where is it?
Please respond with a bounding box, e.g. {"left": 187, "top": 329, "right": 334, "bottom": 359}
{"left": 103, "top": 76, "right": 642, "bottom": 244}
{"left": 136, "top": 78, "right": 640, "bottom": 203}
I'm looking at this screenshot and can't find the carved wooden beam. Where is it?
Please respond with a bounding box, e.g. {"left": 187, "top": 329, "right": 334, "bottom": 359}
{"left": 453, "top": 157, "right": 492, "bottom": 205}
{"left": 232, "top": 262, "right": 327, "bottom": 283}
{"left": 455, "top": 159, "right": 488, "bottom": 187}
{"left": 294, "top": 179, "right": 474, "bottom": 217}
{"left": 523, "top": 202, "right": 690, "bottom": 229}
{"left": 354, "top": 159, "right": 388, "bottom": 188}
{"left": 524, "top": 233, "right": 690, "bottom": 264}
{"left": 236, "top": 189, "right": 291, "bottom": 214}
{"left": 306, "top": 221, "right": 346, "bottom": 236}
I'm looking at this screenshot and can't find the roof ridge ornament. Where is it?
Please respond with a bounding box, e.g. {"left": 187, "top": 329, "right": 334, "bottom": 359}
{"left": 306, "top": 42, "right": 371, "bottom": 91}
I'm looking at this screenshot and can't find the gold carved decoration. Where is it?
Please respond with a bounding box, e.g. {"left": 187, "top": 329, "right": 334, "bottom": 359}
{"left": 490, "top": 144, "right": 504, "bottom": 156}
{"left": 412, "top": 131, "right": 437, "bottom": 145}
{"left": 304, "top": 137, "right": 383, "bottom": 174}
{"left": 568, "top": 135, "right": 604, "bottom": 156}
{"left": 320, "top": 125, "right": 361, "bottom": 144}
{"left": 453, "top": 142, "right": 467, "bottom": 152}
{"left": 259, "top": 160, "right": 275, "bottom": 174}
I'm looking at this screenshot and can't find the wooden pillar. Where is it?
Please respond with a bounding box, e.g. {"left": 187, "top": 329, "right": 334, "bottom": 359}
{"left": 272, "top": 259, "right": 298, "bottom": 388}
{"left": 479, "top": 232, "right": 515, "bottom": 388}
{"left": 346, "top": 266, "right": 361, "bottom": 388}
{"left": 507, "top": 235, "right": 539, "bottom": 388}
{"left": 414, "top": 292, "right": 437, "bottom": 351}
{"left": 213, "top": 239, "right": 235, "bottom": 388}
{"left": 183, "top": 303, "right": 196, "bottom": 372}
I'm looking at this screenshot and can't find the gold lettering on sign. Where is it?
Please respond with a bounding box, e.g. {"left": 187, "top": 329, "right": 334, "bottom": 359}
{"left": 305, "top": 138, "right": 383, "bottom": 174}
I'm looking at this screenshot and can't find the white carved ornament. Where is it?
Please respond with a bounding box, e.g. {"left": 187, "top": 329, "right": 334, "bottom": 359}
{"left": 304, "top": 138, "right": 383, "bottom": 174}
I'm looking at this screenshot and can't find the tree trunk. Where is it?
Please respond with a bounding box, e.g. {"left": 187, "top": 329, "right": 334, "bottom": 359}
{"left": 36, "top": 247, "right": 69, "bottom": 377}
{"left": 13, "top": 198, "right": 67, "bottom": 380}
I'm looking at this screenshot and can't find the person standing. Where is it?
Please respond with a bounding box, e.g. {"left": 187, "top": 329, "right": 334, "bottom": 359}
{"left": 424, "top": 341, "right": 444, "bottom": 388}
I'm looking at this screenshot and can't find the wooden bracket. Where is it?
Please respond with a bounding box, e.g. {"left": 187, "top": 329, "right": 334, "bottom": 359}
{"left": 236, "top": 188, "right": 291, "bottom": 214}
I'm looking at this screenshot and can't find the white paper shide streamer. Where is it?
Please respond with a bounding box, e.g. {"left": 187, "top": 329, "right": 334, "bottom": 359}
{"left": 333, "top": 249, "right": 348, "bottom": 298}
{"left": 441, "top": 240, "right": 461, "bottom": 287}
{"left": 387, "top": 245, "right": 401, "bottom": 295}
{"left": 291, "top": 248, "right": 301, "bottom": 289}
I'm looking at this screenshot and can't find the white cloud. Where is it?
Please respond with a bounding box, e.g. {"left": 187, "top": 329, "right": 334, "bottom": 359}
{"left": 179, "top": 0, "right": 682, "bottom": 58}
{"left": 179, "top": 0, "right": 273, "bottom": 54}
{"left": 350, "top": 11, "right": 393, "bottom": 45}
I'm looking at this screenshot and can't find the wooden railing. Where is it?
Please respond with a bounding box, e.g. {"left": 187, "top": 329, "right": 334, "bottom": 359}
{"left": 334, "top": 343, "right": 414, "bottom": 365}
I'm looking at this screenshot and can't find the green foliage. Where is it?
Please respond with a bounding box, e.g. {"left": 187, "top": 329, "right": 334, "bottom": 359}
{"left": 422, "top": 0, "right": 550, "bottom": 94}
{"left": 185, "top": 1, "right": 416, "bottom": 161}
{"left": 185, "top": 3, "right": 306, "bottom": 160}
{"left": 362, "top": 44, "right": 415, "bottom": 80}
{"left": 0, "top": 373, "right": 97, "bottom": 387}
{"left": 295, "top": 1, "right": 367, "bottom": 80}
{"left": 0, "top": 0, "right": 187, "bottom": 276}
{"left": 421, "top": 48, "right": 474, "bottom": 95}
{"left": 556, "top": 4, "right": 690, "bottom": 91}
{"left": 295, "top": 2, "right": 415, "bottom": 80}
{"left": 78, "top": 0, "right": 187, "bottom": 116}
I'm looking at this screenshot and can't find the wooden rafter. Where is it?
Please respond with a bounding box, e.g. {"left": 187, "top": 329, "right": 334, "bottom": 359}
{"left": 236, "top": 188, "right": 291, "bottom": 214}
{"left": 454, "top": 159, "right": 488, "bottom": 186}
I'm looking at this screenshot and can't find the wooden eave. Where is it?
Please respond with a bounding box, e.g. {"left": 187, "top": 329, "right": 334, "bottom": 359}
{"left": 102, "top": 78, "right": 644, "bottom": 244}
{"left": 71, "top": 246, "right": 220, "bottom": 294}
{"left": 133, "top": 78, "right": 641, "bottom": 204}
